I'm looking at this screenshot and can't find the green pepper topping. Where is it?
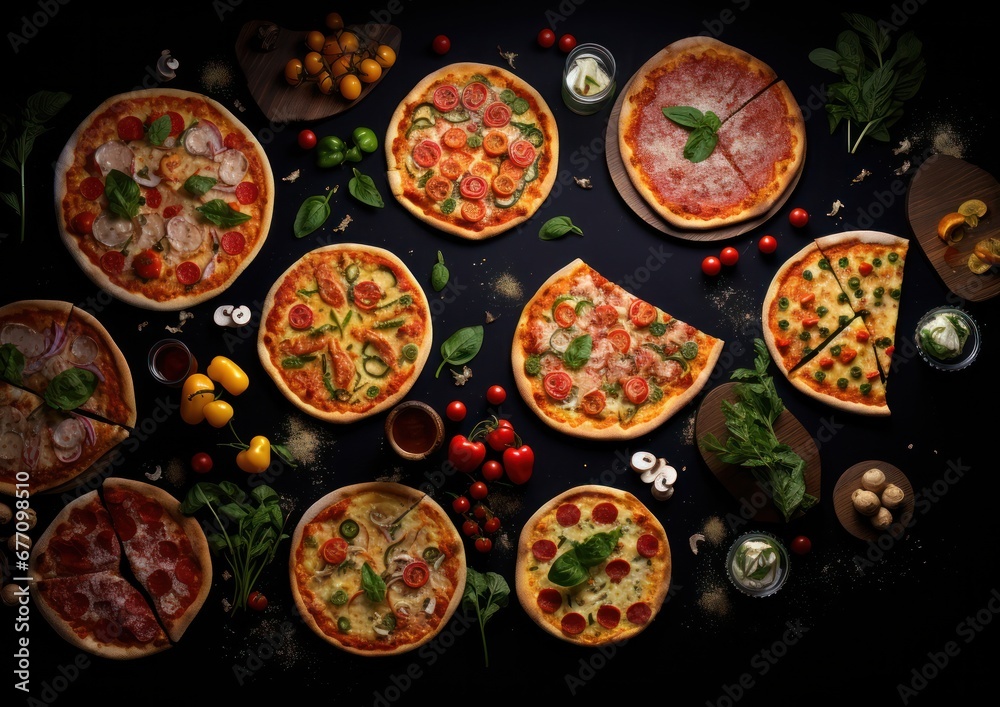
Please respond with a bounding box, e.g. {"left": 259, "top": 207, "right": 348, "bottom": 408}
{"left": 799, "top": 331, "right": 811, "bottom": 341}
{"left": 888, "top": 252, "right": 899, "bottom": 262}
{"left": 837, "top": 378, "right": 848, "bottom": 389}
{"left": 830, "top": 344, "right": 842, "bottom": 356}
{"left": 848, "top": 276, "right": 861, "bottom": 289}
{"left": 838, "top": 257, "right": 849, "bottom": 268}
{"left": 778, "top": 297, "right": 790, "bottom": 310}
{"left": 838, "top": 314, "right": 851, "bottom": 326}
{"left": 778, "top": 319, "right": 790, "bottom": 330}
{"left": 337, "top": 617, "right": 351, "bottom": 632}
{"left": 873, "top": 257, "right": 882, "bottom": 267}
{"left": 329, "top": 589, "right": 349, "bottom": 605}
{"left": 850, "top": 365, "right": 862, "bottom": 379}
{"left": 814, "top": 370, "right": 826, "bottom": 382}
{"left": 818, "top": 258, "right": 830, "bottom": 270}
{"left": 860, "top": 383, "right": 872, "bottom": 395}
{"left": 819, "top": 326, "right": 830, "bottom": 337}
{"left": 890, "top": 288, "right": 901, "bottom": 300}
{"left": 422, "top": 547, "right": 442, "bottom": 562}
{"left": 817, "top": 306, "right": 829, "bottom": 317}
{"left": 524, "top": 354, "right": 542, "bottom": 376}
{"left": 401, "top": 343, "right": 419, "bottom": 362}
{"left": 838, "top": 293, "right": 849, "bottom": 304}
{"left": 649, "top": 321, "right": 667, "bottom": 336}
{"left": 803, "top": 270, "right": 813, "bottom": 281}
{"left": 339, "top": 519, "right": 360, "bottom": 539}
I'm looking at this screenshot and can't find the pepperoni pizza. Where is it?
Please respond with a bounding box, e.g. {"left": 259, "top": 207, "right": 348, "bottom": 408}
{"left": 55, "top": 88, "right": 274, "bottom": 310}
{"left": 515, "top": 485, "right": 671, "bottom": 646}
{"left": 386, "top": 63, "right": 558, "bottom": 240}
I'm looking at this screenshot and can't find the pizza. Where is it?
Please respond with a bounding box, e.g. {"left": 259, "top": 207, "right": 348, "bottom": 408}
{"left": 258, "top": 244, "right": 433, "bottom": 423}
{"left": 0, "top": 300, "right": 135, "bottom": 495}
{"left": 54, "top": 88, "right": 275, "bottom": 310}
{"left": 762, "top": 231, "right": 908, "bottom": 415}
{"left": 619, "top": 37, "right": 805, "bottom": 230}
{"left": 512, "top": 258, "right": 724, "bottom": 439}
{"left": 289, "top": 482, "right": 466, "bottom": 656}
{"left": 386, "top": 62, "right": 558, "bottom": 240}
{"left": 29, "top": 479, "right": 212, "bottom": 658}
{"left": 515, "top": 485, "right": 671, "bottom": 646}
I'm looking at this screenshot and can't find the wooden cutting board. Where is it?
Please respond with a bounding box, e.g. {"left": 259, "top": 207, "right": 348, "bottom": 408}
{"left": 694, "top": 382, "right": 821, "bottom": 524}
{"left": 235, "top": 20, "right": 401, "bottom": 123}
{"left": 906, "top": 154, "right": 999, "bottom": 301}
{"left": 832, "top": 460, "right": 913, "bottom": 541}
{"left": 604, "top": 75, "right": 804, "bottom": 242}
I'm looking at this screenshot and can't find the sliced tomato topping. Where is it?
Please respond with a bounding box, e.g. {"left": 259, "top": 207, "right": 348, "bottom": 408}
{"left": 482, "top": 101, "right": 511, "bottom": 127}
{"left": 353, "top": 281, "right": 383, "bottom": 310}
{"left": 288, "top": 303, "right": 314, "bottom": 330}
{"left": 461, "top": 81, "right": 489, "bottom": 110}
{"left": 553, "top": 300, "right": 576, "bottom": 328}
{"left": 132, "top": 249, "right": 162, "bottom": 280}
{"left": 799, "top": 292, "right": 815, "bottom": 305}
{"left": 819, "top": 357, "right": 834, "bottom": 369}
{"left": 432, "top": 85, "right": 460, "bottom": 112}
{"left": 839, "top": 347, "right": 858, "bottom": 364}
{"left": 220, "top": 230, "right": 246, "bottom": 255}
{"left": 580, "top": 389, "right": 606, "bottom": 416}
{"left": 596, "top": 604, "right": 621, "bottom": 629}
{"left": 482, "top": 131, "right": 509, "bottom": 157}
{"left": 866, "top": 370, "right": 881, "bottom": 380}
{"left": 176, "top": 261, "right": 201, "bottom": 285}
{"left": 460, "top": 200, "right": 486, "bottom": 223}
{"left": 629, "top": 299, "right": 656, "bottom": 328}
{"left": 235, "top": 181, "right": 258, "bottom": 204}
{"left": 144, "top": 187, "right": 162, "bottom": 209}
{"left": 543, "top": 371, "right": 573, "bottom": 400}
{"left": 802, "top": 317, "right": 819, "bottom": 328}
{"left": 607, "top": 328, "right": 631, "bottom": 353}
{"left": 508, "top": 139, "right": 536, "bottom": 168}
{"left": 623, "top": 376, "right": 649, "bottom": 404}
{"left": 117, "top": 115, "right": 145, "bottom": 142}
{"left": 224, "top": 132, "right": 246, "bottom": 149}
{"left": 321, "top": 537, "right": 349, "bottom": 565}
{"left": 442, "top": 127, "right": 467, "bottom": 149}
{"left": 491, "top": 174, "right": 517, "bottom": 198}
{"left": 593, "top": 304, "right": 619, "bottom": 327}
{"left": 859, "top": 262, "right": 873, "bottom": 276}
{"left": 537, "top": 588, "right": 563, "bottom": 614}
{"left": 412, "top": 140, "right": 442, "bottom": 168}
{"left": 71, "top": 212, "right": 96, "bottom": 236}
{"left": 499, "top": 160, "right": 525, "bottom": 180}
{"left": 470, "top": 161, "right": 494, "bottom": 179}
{"left": 163, "top": 204, "right": 183, "bottom": 219}
{"left": 459, "top": 175, "right": 488, "bottom": 200}
{"left": 80, "top": 176, "right": 105, "bottom": 201}
{"left": 885, "top": 345, "right": 895, "bottom": 356}
{"left": 439, "top": 158, "right": 464, "bottom": 181}
{"left": 424, "top": 175, "right": 453, "bottom": 202}
{"left": 855, "top": 329, "right": 870, "bottom": 342}
{"left": 402, "top": 560, "right": 430, "bottom": 588}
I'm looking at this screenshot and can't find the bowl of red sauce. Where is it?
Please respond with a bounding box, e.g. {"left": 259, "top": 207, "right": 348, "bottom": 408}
{"left": 385, "top": 401, "right": 444, "bottom": 461}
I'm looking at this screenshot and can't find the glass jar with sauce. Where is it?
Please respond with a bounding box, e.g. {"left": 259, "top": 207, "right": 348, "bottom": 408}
{"left": 147, "top": 339, "right": 196, "bottom": 386}
{"left": 385, "top": 401, "right": 444, "bottom": 461}
{"left": 562, "top": 43, "right": 617, "bottom": 115}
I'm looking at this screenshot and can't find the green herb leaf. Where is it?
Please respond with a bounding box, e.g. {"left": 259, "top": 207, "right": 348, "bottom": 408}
{"left": 197, "top": 199, "right": 251, "bottom": 227}
{"left": 0, "top": 344, "right": 25, "bottom": 385}
{"left": 548, "top": 528, "right": 623, "bottom": 587}
{"left": 435, "top": 325, "right": 484, "bottom": 378}
{"left": 662, "top": 107, "right": 721, "bottom": 163}
{"left": 44, "top": 368, "right": 98, "bottom": 411}
{"left": 281, "top": 354, "right": 317, "bottom": 369}
{"left": 361, "top": 562, "right": 387, "bottom": 602}
{"left": 104, "top": 169, "right": 141, "bottom": 220}
{"left": 146, "top": 114, "right": 171, "bottom": 146}
{"left": 539, "top": 216, "right": 584, "bottom": 240}
{"left": 431, "top": 250, "right": 449, "bottom": 291}
{"left": 293, "top": 189, "right": 334, "bottom": 238}
{"left": 348, "top": 168, "right": 384, "bottom": 208}
{"left": 562, "top": 334, "right": 593, "bottom": 370}
{"left": 462, "top": 567, "right": 510, "bottom": 668}
{"left": 183, "top": 174, "right": 218, "bottom": 197}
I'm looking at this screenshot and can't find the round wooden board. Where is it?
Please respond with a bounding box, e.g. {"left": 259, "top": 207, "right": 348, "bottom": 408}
{"left": 905, "top": 154, "right": 999, "bottom": 301}
{"left": 235, "top": 20, "right": 402, "bottom": 123}
{"left": 604, "top": 75, "right": 804, "bottom": 242}
{"left": 695, "top": 382, "right": 821, "bottom": 523}
{"left": 833, "top": 460, "right": 914, "bottom": 542}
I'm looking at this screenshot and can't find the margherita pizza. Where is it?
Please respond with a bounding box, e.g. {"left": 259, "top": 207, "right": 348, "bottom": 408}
{"left": 512, "top": 259, "right": 724, "bottom": 439}
{"left": 289, "top": 482, "right": 466, "bottom": 656}
{"left": 29, "top": 479, "right": 212, "bottom": 658}
{"left": 258, "top": 244, "right": 432, "bottom": 423}
{"left": 386, "top": 62, "right": 558, "bottom": 240}
{"left": 55, "top": 88, "right": 274, "bottom": 310}
{"left": 619, "top": 37, "right": 805, "bottom": 230}
{"left": 515, "top": 485, "right": 671, "bottom": 646}
{"left": 762, "top": 231, "right": 908, "bottom": 415}
{"left": 0, "top": 300, "right": 135, "bottom": 495}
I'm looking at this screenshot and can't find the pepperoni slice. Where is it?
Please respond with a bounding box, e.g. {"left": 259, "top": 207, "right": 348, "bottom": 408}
{"left": 483, "top": 101, "right": 512, "bottom": 127}
{"left": 80, "top": 176, "right": 105, "bottom": 200}
{"left": 460, "top": 200, "right": 486, "bottom": 223}
{"left": 353, "top": 280, "right": 383, "bottom": 310}
{"left": 537, "top": 588, "right": 563, "bottom": 614}
{"left": 146, "top": 569, "right": 172, "bottom": 597}
{"left": 412, "top": 140, "right": 442, "bottom": 168}
{"left": 623, "top": 377, "right": 649, "bottom": 405}
{"left": 176, "top": 261, "right": 202, "bottom": 285}
{"left": 556, "top": 503, "right": 581, "bottom": 527}
{"left": 288, "top": 303, "right": 314, "bottom": 330}
{"left": 63, "top": 592, "right": 90, "bottom": 619}
{"left": 442, "top": 127, "right": 467, "bottom": 149}
{"left": 53, "top": 539, "right": 90, "bottom": 573}
{"left": 96, "top": 529, "right": 117, "bottom": 554}
{"left": 113, "top": 514, "right": 137, "bottom": 541}
{"left": 235, "top": 181, "right": 258, "bottom": 204}
{"left": 158, "top": 540, "right": 180, "bottom": 560}
{"left": 561, "top": 612, "right": 587, "bottom": 635}
{"left": 138, "top": 501, "right": 163, "bottom": 523}
{"left": 175, "top": 556, "right": 200, "bottom": 586}
{"left": 425, "top": 175, "right": 453, "bottom": 202}
{"left": 607, "top": 328, "right": 631, "bottom": 353}
{"left": 592, "top": 502, "right": 619, "bottom": 524}
{"left": 508, "top": 139, "right": 536, "bottom": 168}
{"left": 580, "top": 389, "right": 606, "bottom": 416}
{"left": 117, "top": 115, "right": 145, "bottom": 142}
{"left": 224, "top": 132, "right": 246, "bottom": 150}
{"left": 150, "top": 110, "right": 185, "bottom": 137}
{"left": 543, "top": 371, "right": 573, "bottom": 401}
{"left": 462, "top": 81, "right": 489, "bottom": 110}
{"left": 597, "top": 604, "right": 622, "bottom": 629}
{"left": 433, "top": 85, "right": 460, "bottom": 112}
{"left": 636, "top": 533, "right": 660, "bottom": 558}
{"left": 220, "top": 230, "right": 246, "bottom": 255}
{"left": 144, "top": 187, "right": 162, "bottom": 209}
{"left": 629, "top": 299, "right": 657, "bottom": 327}
{"left": 72, "top": 508, "right": 99, "bottom": 534}
{"left": 459, "top": 175, "right": 488, "bottom": 200}
{"left": 626, "top": 602, "right": 652, "bottom": 625}
{"left": 531, "top": 539, "right": 558, "bottom": 562}
{"left": 605, "top": 558, "right": 631, "bottom": 583}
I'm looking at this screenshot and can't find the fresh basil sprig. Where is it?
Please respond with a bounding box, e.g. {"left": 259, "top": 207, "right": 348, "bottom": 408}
{"left": 662, "top": 106, "right": 721, "bottom": 163}
{"left": 435, "top": 325, "right": 484, "bottom": 378}
{"left": 430, "top": 250, "right": 449, "bottom": 291}
{"left": 348, "top": 168, "right": 384, "bottom": 208}
{"left": 361, "top": 562, "right": 387, "bottom": 602}
{"left": 294, "top": 189, "right": 334, "bottom": 238}
{"left": 538, "top": 216, "right": 583, "bottom": 240}
{"left": 462, "top": 567, "right": 509, "bottom": 668}
{"left": 146, "top": 114, "right": 171, "bottom": 146}
{"left": 548, "top": 527, "right": 624, "bottom": 587}
{"left": 0, "top": 344, "right": 25, "bottom": 385}
{"left": 183, "top": 174, "right": 217, "bottom": 197}
{"left": 105, "top": 169, "right": 141, "bottom": 220}
{"left": 197, "top": 199, "right": 251, "bottom": 227}
{"left": 44, "top": 368, "right": 98, "bottom": 411}
{"left": 562, "top": 334, "right": 592, "bottom": 370}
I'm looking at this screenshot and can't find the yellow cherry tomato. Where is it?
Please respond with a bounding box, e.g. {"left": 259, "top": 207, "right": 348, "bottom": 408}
{"left": 303, "top": 51, "right": 326, "bottom": 77}
{"left": 322, "top": 37, "right": 342, "bottom": 61}
{"left": 284, "top": 58, "right": 304, "bottom": 86}
{"left": 317, "top": 70, "right": 335, "bottom": 95}
{"left": 236, "top": 435, "right": 271, "bottom": 473}
{"left": 339, "top": 74, "right": 362, "bottom": 100}
{"left": 205, "top": 356, "right": 249, "bottom": 396}
{"left": 375, "top": 44, "right": 396, "bottom": 68}
{"left": 325, "top": 12, "right": 344, "bottom": 31}
{"left": 358, "top": 58, "right": 382, "bottom": 83}
{"left": 203, "top": 399, "right": 234, "bottom": 428}
{"left": 330, "top": 54, "right": 352, "bottom": 80}
{"left": 180, "top": 374, "right": 215, "bottom": 425}
{"left": 337, "top": 30, "right": 359, "bottom": 54}
{"left": 305, "top": 30, "right": 326, "bottom": 52}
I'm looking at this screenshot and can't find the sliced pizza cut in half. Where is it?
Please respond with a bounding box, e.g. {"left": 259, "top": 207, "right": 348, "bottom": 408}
{"left": 789, "top": 316, "right": 889, "bottom": 416}
{"left": 29, "top": 489, "right": 121, "bottom": 579}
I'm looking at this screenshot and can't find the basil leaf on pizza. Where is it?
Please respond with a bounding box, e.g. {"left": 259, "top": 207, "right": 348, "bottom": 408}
{"left": 104, "top": 169, "right": 140, "bottom": 220}
{"left": 662, "top": 106, "right": 721, "bottom": 163}
{"left": 197, "top": 198, "right": 251, "bottom": 227}
{"left": 146, "top": 114, "right": 171, "bottom": 145}
{"left": 0, "top": 343, "right": 25, "bottom": 385}
{"left": 183, "top": 174, "right": 217, "bottom": 197}
{"left": 44, "top": 367, "right": 97, "bottom": 411}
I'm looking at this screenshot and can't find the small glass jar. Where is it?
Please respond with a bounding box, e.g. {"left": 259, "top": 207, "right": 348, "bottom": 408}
{"left": 148, "top": 339, "right": 196, "bottom": 386}
{"left": 562, "top": 43, "right": 617, "bottom": 115}
{"left": 914, "top": 306, "right": 980, "bottom": 371}
{"left": 725, "top": 531, "right": 790, "bottom": 598}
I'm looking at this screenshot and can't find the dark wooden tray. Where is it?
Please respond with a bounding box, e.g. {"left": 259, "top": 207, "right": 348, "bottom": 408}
{"left": 833, "top": 460, "right": 914, "bottom": 542}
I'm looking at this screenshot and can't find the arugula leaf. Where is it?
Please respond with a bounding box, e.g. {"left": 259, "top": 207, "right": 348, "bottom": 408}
{"left": 662, "top": 106, "right": 721, "bottom": 163}
{"left": 538, "top": 216, "right": 584, "bottom": 240}
{"left": 294, "top": 189, "right": 334, "bottom": 237}
{"left": 435, "top": 325, "right": 484, "bottom": 378}
{"left": 462, "top": 567, "right": 510, "bottom": 667}
{"left": 348, "top": 168, "right": 384, "bottom": 208}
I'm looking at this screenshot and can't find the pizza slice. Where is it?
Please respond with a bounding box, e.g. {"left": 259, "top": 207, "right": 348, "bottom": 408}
{"left": 789, "top": 316, "right": 889, "bottom": 416}
{"left": 0, "top": 299, "right": 74, "bottom": 394}
{"left": 29, "top": 489, "right": 121, "bottom": 579}
{"left": 815, "top": 232, "right": 908, "bottom": 379}
{"left": 102, "top": 478, "right": 212, "bottom": 643}
{"left": 762, "top": 241, "right": 858, "bottom": 376}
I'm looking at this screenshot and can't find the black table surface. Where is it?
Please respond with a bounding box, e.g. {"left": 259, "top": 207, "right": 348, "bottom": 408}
{"left": 2, "top": 1, "right": 997, "bottom": 705}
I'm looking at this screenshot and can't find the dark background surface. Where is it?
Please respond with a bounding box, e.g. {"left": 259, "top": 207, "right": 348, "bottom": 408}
{"left": 2, "top": 1, "right": 997, "bottom": 705}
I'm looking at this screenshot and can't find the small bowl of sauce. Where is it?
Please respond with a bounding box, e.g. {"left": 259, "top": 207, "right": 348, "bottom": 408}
{"left": 148, "top": 339, "right": 197, "bottom": 386}
{"left": 385, "top": 401, "right": 444, "bottom": 461}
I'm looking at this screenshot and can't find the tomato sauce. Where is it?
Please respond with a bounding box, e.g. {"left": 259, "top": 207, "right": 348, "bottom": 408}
{"left": 390, "top": 406, "right": 437, "bottom": 454}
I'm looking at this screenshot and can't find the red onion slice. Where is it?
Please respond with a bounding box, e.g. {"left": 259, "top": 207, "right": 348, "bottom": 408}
{"left": 216, "top": 149, "right": 249, "bottom": 185}
{"left": 92, "top": 211, "right": 135, "bottom": 248}
{"left": 183, "top": 120, "right": 224, "bottom": 157}
{"left": 166, "top": 216, "right": 205, "bottom": 254}
{"left": 94, "top": 140, "right": 135, "bottom": 177}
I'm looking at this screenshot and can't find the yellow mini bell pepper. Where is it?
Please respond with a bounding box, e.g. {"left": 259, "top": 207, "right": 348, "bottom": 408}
{"left": 206, "top": 356, "right": 249, "bottom": 396}
{"left": 236, "top": 435, "right": 271, "bottom": 473}
{"left": 180, "top": 374, "right": 215, "bottom": 424}
{"left": 203, "top": 399, "right": 235, "bottom": 428}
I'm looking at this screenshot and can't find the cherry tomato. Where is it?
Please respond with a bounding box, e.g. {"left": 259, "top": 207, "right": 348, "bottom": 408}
{"left": 719, "top": 246, "right": 739, "bottom": 266}
{"left": 402, "top": 560, "right": 430, "bottom": 588}
{"left": 486, "top": 385, "right": 506, "bottom": 405}
{"left": 473, "top": 504, "right": 487, "bottom": 519}
{"left": 339, "top": 75, "right": 362, "bottom": 101}
{"left": 484, "top": 517, "right": 501, "bottom": 534}
{"left": 190, "top": 452, "right": 213, "bottom": 474}
{"left": 791, "top": 535, "right": 812, "bottom": 555}
{"left": 452, "top": 496, "right": 471, "bottom": 514}
{"left": 72, "top": 212, "right": 96, "bottom": 236}
{"left": 701, "top": 255, "right": 722, "bottom": 276}
{"left": 481, "top": 460, "right": 504, "bottom": 482}
{"left": 288, "top": 303, "right": 314, "bottom": 330}
{"left": 432, "top": 34, "right": 451, "bottom": 55}
{"left": 462, "top": 519, "right": 480, "bottom": 537}
{"left": 537, "top": 28, "right": 556, "bottom": 48}
{"left": 297, "top": 129, "right": 317, "bottom": 150}
{"left": 474, "top": 537, "right": 493, "bottom": 553}
{"left": 789, "top": 207, "right": 810, "bottom": 228}
{"left": 247, "top": 591, "right": 268, "bottom": 611}
{"left": 758, "top": 235, "right": 778, "bottom": 254}
{"left": 558, "top": 34, "right": 577, "bottom": 53}
{"left": 446, "top": 400, "right": 467, "bottom": 422}
{"left": 486, "top": 419, "right": 516, "bottom": 451}
{"left": 470, "top": 481, "right": 488, "bottom": 500}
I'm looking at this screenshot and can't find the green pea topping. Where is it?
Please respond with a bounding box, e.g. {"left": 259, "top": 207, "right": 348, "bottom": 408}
{"left": 890, "top": 288, "right": 901, "bottom": 299}
{"left": 888, "top": 252, "right": 899, "bottom": 262}
{"left": 778, "top": 297, "right": 789, "bottom": 310}
{"left": 837, "top": 378, "right": 848, "bottom": 389}
{"left": 848, "top": 276, "right": 861, "bottom": 289}
{"left": 873, "top": 257, "right": 882, "bottom": 267}
{"left": 838, "top": 293, "right": 849, "bottom": 304}
{"left": 799, "top": 331, "right": 811, "bottom": 341}
{"left": 850, "top": 365, "right": 862, "bottom": 379}
{"left": 817, "top": 306, "right": 829, "bottom": 317}
{"left": 874, "top": 287, "right": 884, "bottom": 298}
{"left": 838, "top": 314, "right": 851, "bottom": 326}
{"left": 814, "top": 371, "right": 826, "bottom": 382}
{"left": 818, "top": 258, "right": 831, "bottom": 270}
{"left": 779, "top": 319, "right": 790, "bottom": 330}
{"left": 819, "top": 326, "right": 830, "bottom": 337}
{"left": 854, "top": 288, "right": 865, "bottom": 298}
{"left": 830, "top": 345, "right": 842, "bottom": 356}
{"left": 803, "top": 270, "right": 813, "bottom": 281}
{"left": 860, "top": 383, "right": 872, "bottom": 395}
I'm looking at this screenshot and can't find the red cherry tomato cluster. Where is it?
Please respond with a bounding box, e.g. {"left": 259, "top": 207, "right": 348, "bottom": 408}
{"left": 536, "top": 28, "right": 576, "bottom": 53}
{"left": 703, "top": 245, "right": 742, "bottom": 276}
